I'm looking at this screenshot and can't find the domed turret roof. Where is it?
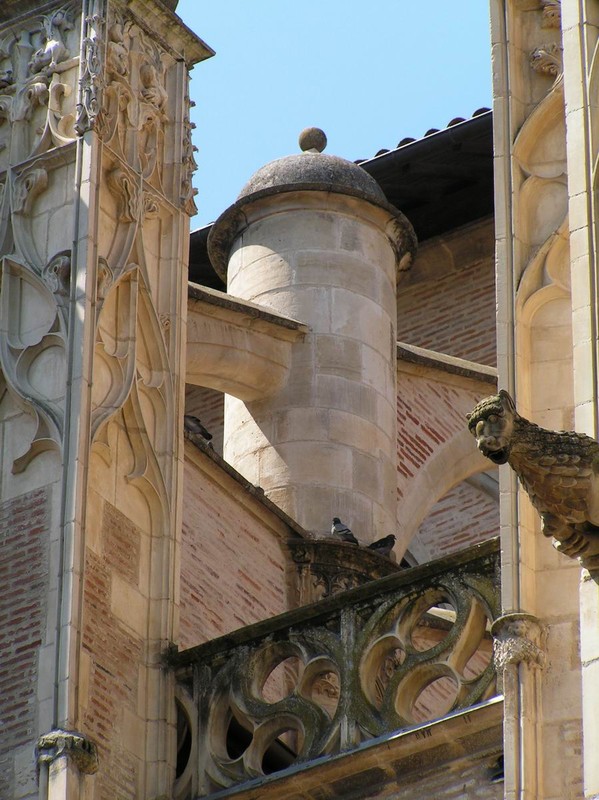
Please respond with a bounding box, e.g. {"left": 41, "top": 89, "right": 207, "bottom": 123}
{"left": 237, "top": 127, "right": 387, "bottom": 206}
{"left": 208, "top": 128, "right": 416, "bottom": 280}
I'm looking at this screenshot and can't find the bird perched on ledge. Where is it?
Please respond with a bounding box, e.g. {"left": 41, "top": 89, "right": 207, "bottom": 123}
{"left": 331, "top": 517, "right": 359, "bottom": 545}
{"left": 184, "top": 414, "right": 213, "bottom": 444}
{"left": 368, "top": 534, "right": 396, "bottom": 557}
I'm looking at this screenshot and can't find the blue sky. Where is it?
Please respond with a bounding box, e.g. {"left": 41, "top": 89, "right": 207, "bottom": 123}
{"left": 175, "top": 2, "right": 492, "bottom": 229}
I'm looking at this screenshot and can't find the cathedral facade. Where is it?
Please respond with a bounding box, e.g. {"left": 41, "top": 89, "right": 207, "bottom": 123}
{"left": 0, "top": 2, "right": 597, "bottom": 799}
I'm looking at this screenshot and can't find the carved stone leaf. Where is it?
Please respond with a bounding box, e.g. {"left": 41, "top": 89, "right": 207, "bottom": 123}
{"left": 12, "top": 166, "right": 48, "bottom": 215}
{"left": 75, "top": 7, "right": 107, "bottom": 136}
{"left": 28, "top": 10, "right": 74, "bottom": 75}
{"left": 107, "top": 165, "right": 140, "bottom": 222}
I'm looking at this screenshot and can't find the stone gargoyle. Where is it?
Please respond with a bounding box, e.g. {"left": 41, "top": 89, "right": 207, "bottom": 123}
{"left": 467, "top": 389, "right": 599, "bottom": 570}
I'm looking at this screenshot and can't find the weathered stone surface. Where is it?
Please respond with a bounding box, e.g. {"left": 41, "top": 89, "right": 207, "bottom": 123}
{"left": 172, "top": 539, "right": 500, "bottom": 797}
{"left": 468, "top": 389, "right": 599, "bottom": 570}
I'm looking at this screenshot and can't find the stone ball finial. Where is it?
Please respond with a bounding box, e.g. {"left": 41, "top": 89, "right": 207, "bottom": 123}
{"left": 299, "top": 127, "right": 327, "bottom": 153}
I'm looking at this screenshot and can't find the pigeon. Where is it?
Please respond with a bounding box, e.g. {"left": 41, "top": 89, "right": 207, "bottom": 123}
{"left": 367, "top": 534, "right": 396, "bottom": 557}
{"left": 184, "top": 415, "right": 213, "bottom": 443}
{"left": 331, "top": 517, "right": 359, "bottom": 545}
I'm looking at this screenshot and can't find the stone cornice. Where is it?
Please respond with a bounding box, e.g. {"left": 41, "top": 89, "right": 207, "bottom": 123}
{"left": 397, "top": 341, "right": 498, "bottom": 385}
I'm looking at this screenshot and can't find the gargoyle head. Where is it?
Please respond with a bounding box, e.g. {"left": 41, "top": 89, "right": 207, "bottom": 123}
{"left": 466, "top": 389, "right": 518, "bottom": 465}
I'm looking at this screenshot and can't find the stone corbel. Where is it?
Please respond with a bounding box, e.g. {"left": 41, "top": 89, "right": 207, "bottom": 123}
{"left": 491, "top": 612, "right": 545, "bottom": 683}
{"left": 36, "top": 729, "right": 98, "bottom": 775}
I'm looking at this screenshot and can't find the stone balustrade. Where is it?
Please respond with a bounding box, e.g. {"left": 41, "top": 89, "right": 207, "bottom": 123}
{"left": 171, "top": 538, "right": 500, "bottom": 798}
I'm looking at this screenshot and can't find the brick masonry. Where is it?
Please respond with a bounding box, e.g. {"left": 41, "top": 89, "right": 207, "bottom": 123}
{"left": 0, "top": 487, "right": 50, "bottom": 796}
{"left": 410, "top": 479, "right": 498, "bottom": 563}
{"left": 396, "top": 374, "right": 498, "bottom": 561}
{"left": 179, "top": 454, "right": 290, "bottom": 649}
{"left": 397, "top": 256, "right": 497, "bottom": 367}
{"left": 81, "top": 502, "right": 144, "bottom": 799}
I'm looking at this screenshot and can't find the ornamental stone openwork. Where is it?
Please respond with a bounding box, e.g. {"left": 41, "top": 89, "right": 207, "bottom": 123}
{"left": 170, "top": 539, "right": 500, "bottom": 798}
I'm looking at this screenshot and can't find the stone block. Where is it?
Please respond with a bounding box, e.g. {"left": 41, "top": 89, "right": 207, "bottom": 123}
{"left": 228, "top": 251, "right": 294, "bottom": 299}
{"left": 581, "top": 658, "right": 599, "bottom": 794}
{"left": 316, "top": 374, "right": 377, "bottom": 419}
{"left": 339, "top": 216, "right": 390, "bottom": 267}
{"left": 254, "top": 286, "right": 331, "bottom": 330}
{"left": 295, "top": 483, "right": 373, "bottom": 540}
{"left": 242, "top": 209, "right": 340, "bottom": 254}
{"left": 266, "top": 441, "right": 353, "bottom": 489}
{"left": 330, "top": 288, "right": 391, "bottom": 354}
{"left": 111, "top": 573, "right": 148, "bottom": 636}
{"left": 580, "top": 576, "right": 599, "bottom": 663}
{"left": 274, "top": 407, "right": 329, "bottom": 443}
{"left": 361, "top": 344, "right": 389, "bottom": 392}
{"left": 352, "top": 449, "right": 383, "bottom": 503}
{"left": 328, "top": 409, "right": 389, "bottom": 453}
{"left": 294, "top": 250, "right": 381, "bottom": 303}
{"left": 316, "top": 334, "right": 362, "bottom": 379}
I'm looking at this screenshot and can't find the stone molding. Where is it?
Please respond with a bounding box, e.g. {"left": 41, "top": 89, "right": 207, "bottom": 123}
{"left": 36, "top": 729, "right": 99, "bottom": 775}
{"left": 288, "top": 538, "right": 400, "bottom": 603}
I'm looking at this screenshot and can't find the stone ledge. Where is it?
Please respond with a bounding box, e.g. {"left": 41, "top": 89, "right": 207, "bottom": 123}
{"left": 188, "top": 282, "right": 310, "bottom": 336}
{"left": 187, "top": 283, "right": 309, "bottom": 399}
{"left": 397, "top": 341, "right": 497, "bottom": 384}
{"left": 194, "top": 697, "right": 503, "bottom": 800}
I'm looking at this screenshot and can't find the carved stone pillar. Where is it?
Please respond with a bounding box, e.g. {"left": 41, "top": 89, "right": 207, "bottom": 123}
{"left": 490, "top": 0, "right": 586, "bottom": 797}
{"left": 491, "top": 613, "right": 545, "bottom": 799}
{"left": 0, "top": 1, "right": 212, "bottom": 797}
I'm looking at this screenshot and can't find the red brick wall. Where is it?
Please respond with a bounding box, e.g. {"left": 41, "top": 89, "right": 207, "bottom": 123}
{"left": 397, "top": 377, "right": 484, "bottom": 493}
{"left": 396, "top": 374, "right": 497, "bottom": 560}
{"left": 0, "top": 488, "right": 50, "bottom": 793}
{"left": 409, "top": 479, "right": 498, "bottom": 563}
{"left": 185, "top": 385, "right": 224, "bottom": 454}
{"left": 397, "top": 257, "right": 496, "bottom": 367}
{"left": 179, "top": 451, "right": 290, "bottom": 650}
{"left": 81, "top": 502, "right": 144, "bottom": 798}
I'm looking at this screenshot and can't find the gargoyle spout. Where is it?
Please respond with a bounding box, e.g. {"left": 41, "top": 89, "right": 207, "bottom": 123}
{"left": 467, "top": 390, "right": 599, "bottom": 572}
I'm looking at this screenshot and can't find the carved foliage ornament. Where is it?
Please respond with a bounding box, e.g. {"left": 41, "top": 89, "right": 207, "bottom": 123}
{"left": 491, "top": 612, "right": 545, "bottom": 672}
{"left": 0, "top": 6, "right": 79, "bottom": 163}
{"left": 98, "top": 10, "right": 170, "bottom": 184}
{"left": 36, "top": 729, "right": 98, "bottom": 775}
{"left": 467, "top": 390, "right": 599, "bottom": 570}
{"left": 75, "top": 3, "right": 107, "bottom": 135}
{"left": 541, "top": 0, "right": 561, "bottom": 28}
{"left": 530, "top": 42, "right": 563, "bottom": 79}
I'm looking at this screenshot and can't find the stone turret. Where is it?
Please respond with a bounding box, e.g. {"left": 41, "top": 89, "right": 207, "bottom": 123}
{"left": 209, "top": 129, "right": 415, "bottom": 540}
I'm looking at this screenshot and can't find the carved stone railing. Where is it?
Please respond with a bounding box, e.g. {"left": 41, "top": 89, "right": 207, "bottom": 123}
{"left": 171, "top": 538, "right": 500, "bottom": 798}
